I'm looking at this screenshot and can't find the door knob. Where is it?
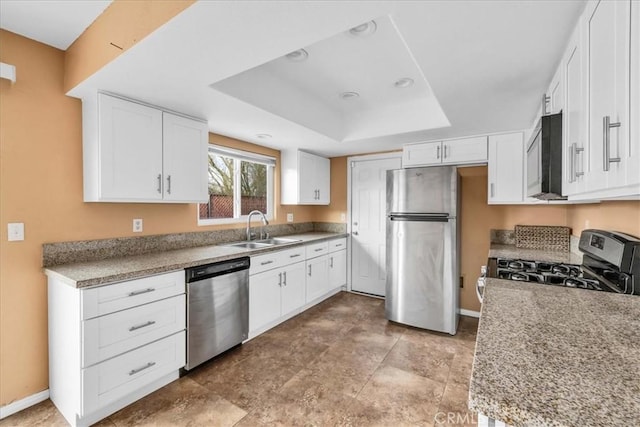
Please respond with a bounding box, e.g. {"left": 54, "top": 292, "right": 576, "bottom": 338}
{"left": 353, "top": 231, "right": 359, "bottom": 236}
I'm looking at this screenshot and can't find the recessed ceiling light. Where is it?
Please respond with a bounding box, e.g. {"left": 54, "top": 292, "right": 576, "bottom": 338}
{"left": 394, "top": 78, "right": 415, "bottom": 88}
{"left": 339, "top": 91, "right": 360, "bottom": 100}
{"left": 348, "top": 20, "right": 377, "bottom": 37}
{"left": 256, "top": 134, "right": 272, "bottom": 139}
{"left": 285, "top": 49, "right": 308, "bottom": 62}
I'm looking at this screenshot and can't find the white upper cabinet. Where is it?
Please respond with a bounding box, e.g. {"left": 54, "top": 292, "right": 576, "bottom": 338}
{"left": 563, "top": 21, "right": 588, "bottom": 196}
{"left": 545, "top": 67, "right": 564, "bottom": 115}
{"left": 281, "top": 150, "right": 330, "bottom": 205}
{"left": 162, "top": 112, "right": 209, "bottom": 203}
{"left": 487, "top": 133, "right": 524, "bottom": 204}
{"left": 83, "top": 93, "right": 208, "bottom": 203}
{"left": 403, "top": 136, "right": 487, "bottom": 168}
{"left": 585, "top": 0, "right": 631, "bottom": 193}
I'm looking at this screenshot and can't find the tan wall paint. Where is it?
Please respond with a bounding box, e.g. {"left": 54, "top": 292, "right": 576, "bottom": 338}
{"left": 64, "top": 0, "right": 194, "bottom": 92}
{"left": 566, "top": 201, "right": 640, "bottom": 238}
{"left": 0, "top": 30, "right": 312, "bottom": 406}
{"left": 458, "top": 167, "right": 568, "bottom": 311}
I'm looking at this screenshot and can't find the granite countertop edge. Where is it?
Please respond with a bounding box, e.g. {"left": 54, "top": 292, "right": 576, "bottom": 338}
{"left": 44, "top": 232, "right": 348, "bottom": 289}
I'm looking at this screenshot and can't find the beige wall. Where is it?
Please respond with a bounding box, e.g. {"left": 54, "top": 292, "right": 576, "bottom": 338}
{"left": 566, "top": 201, "right": 640, "bottom": 237}
{"left": 0, "top": 29, "right": 312, "bottom": 406}
{"left": 64, "top": 0, "right": 193, "bottom": 92}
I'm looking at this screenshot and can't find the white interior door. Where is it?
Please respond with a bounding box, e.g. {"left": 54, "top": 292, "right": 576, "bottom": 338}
{"left": 350, "top": 156, "right": 401, "bottom": 296}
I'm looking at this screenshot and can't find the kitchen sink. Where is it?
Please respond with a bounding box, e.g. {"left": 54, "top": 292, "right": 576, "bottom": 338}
{"left": 225, "top": 241, "right": 272, "bottom": 249}
{"left": 255, "top": 237, "right": 301, "bottom": 245}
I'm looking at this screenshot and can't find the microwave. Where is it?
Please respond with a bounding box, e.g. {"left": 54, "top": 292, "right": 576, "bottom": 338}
{"left": 526, "top": 112, "right": 565, "bottom": 200}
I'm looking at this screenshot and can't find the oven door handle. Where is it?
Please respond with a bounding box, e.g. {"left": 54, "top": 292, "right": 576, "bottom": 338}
{"left": 476, "top": 277, "right": 485, "bottom": 304}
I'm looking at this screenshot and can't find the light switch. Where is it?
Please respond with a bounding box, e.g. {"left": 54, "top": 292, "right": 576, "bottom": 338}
{"left": 133, "top": 219, "right": 143, "bottom": 233}
{"left": 7, "top": 223, "right": 24, "bottom": 241}
{"left": 287, "top": 213, "right": 294, "bottom": 223}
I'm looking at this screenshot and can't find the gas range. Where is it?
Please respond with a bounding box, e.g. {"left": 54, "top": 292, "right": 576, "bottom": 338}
{"left": 494, "top": 258, "right": 606, "bottom": 291}
{"left": 485, "top": 229, "right": 640, "bottom": 296}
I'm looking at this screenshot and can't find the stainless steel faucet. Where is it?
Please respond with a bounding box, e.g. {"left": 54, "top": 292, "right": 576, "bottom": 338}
{"left": 246, "top": 210, "right": 269, "bottom": 241}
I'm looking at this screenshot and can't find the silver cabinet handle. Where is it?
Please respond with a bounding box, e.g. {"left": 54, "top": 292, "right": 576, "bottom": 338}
{"left": 335, "top": 243, "right": 343, "bottom": 247}
{"left": 261, "top": 260, "right": 273, "bottom": 266}
{"left": 444, "top": 145, "right": 448, "bottom": 159}
{"left": 278, "top": 272, "right": 282, "bottom": 287}
{"left": 129, "top": 361, "right": 156, "bottom": 376}
{"left": 166, "top": 175, "right": 171, "bottom": 195}
{"left": 128, "top": 288, "right": 155, "bottom": 297}
{"left": 569, "top": 143, "right": 576, "bottom": 183}
{"left": 129, "top": 320, "right": 156, "bottom": 332}
{"left": 290, "top": 254, "right": 301, "bottom": 258}
{"left": 157, "top": 174, "right": 162, "bottom": 194}
{"left": 490, "top": 183, "right": 495, "bottom": 198}
{"left": 575, "top": 145, "right": 584, "bottom": 178}
{"left": 317, "top": 189, "right": 320, "bottom": 200}
{"left": 330, "top": 257, "right": 334, "bottom": 268}
{"left": 283, "top": 271, "right": 287, "bottom": 286}
{"left": 436, "top": 145, "right": 441, "bottom": 159}
{"left": 308, "top": 265, "right": 312, "bottom": 276}
{"left": 314, "top": 248, "right": 323, "bottom": 252}
{"left": 603, "top": 116, "right": 621, "bottom": 171}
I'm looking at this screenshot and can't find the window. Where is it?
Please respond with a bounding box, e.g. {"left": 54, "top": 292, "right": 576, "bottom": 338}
{"left": 198, "top": 145, "right": 275, "bottom": 224}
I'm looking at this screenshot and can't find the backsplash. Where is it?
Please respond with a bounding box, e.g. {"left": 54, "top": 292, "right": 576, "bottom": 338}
{"left": 43, "top": 222, "right": 346, "bottom": 267}
{"left": 491, "top": 226, "right": 578, "bottom": 255}
{"left": 490, "top": 229, "right": 515, "bottom": 245}
{"left": 515, "top": 225, "right": 570, "bottom": 252}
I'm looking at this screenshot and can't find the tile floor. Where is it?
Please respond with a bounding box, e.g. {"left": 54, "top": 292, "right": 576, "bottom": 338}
{"left": 1, "top": 292, "right": 479, "bottom": 427}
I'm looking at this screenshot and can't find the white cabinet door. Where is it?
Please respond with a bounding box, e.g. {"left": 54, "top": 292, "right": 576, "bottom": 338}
{"left": 402, "top": 141, "right": 442, "bottom": 167}
{"left": 162, "top": 113, "right": 209, "bottom": 203}
{"left": 443, "top": 136, "right": 487, "bottom": 165}
{"left": 281, "top": 262, "right": 305, "bottom": 316}
{"left": 563, "top": 23, "right": 588, "bottom": 196}
{"left": 627, "top": 0, "right": 640, "bottom": 188}
{"left": 281, "top": 150, "right": 330, "bottom": 205}
{"left": 98, "top": 94, "right": 163, "bottom": 201}
{"left": 586, "top": 0, "right": 631, "bottom": 192}
{"left": 305, "top": 255, "right": 328, "bottom": 303}
{"left": 315, "top": 155, "right": 331, "bottom": 204}
{"left": 249, "top": 270, "right": 281, "bottom": 332}
{"left": 547, "top": 67, "right": 564, "bottom": 114}
{"left": 298, "top": 151, "right": 317, "bottom": 204}
{"left": 487, "top": 133, "right": 524, "bottom": 204}
{"left": 328, "top": 249, "right": 347, "bottom": 290}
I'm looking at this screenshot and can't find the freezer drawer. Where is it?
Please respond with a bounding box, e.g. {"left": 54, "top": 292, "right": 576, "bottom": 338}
{"left": 385, "top": 216, "right": 458, "bottom": 334}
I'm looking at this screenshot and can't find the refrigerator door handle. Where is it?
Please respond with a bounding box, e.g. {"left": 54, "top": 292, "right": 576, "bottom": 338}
{"left": 388, "top": 214, "right": 450, "bottom": 222}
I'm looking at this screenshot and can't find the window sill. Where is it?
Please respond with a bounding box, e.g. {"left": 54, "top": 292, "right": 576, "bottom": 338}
{"left": 197, "top": 214, "right": 274, "bottom": 227}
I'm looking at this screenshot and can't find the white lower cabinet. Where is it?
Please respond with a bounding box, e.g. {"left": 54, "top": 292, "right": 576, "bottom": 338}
{"left": 328, "top": 249, "right": 347, "bottom": 289}
{"left": 248, "top": 237, "right": 346, "bottom": 337}
{"left": 305, "top": 255, "right": 329, "bottom": 303}
{"left": 46, "top": 271, "right": 186, "bottom": 427}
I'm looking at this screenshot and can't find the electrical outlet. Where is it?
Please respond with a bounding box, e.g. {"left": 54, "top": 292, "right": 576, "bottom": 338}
{"left": 287, "top": 213, "right": 294, "bottom": 223}
{"left": 340, "top": 213, "right": 346, "bottom": 222}
{"left": 133, "top": 219, "right": 143, "bottom": 233}
{"left": 7, "top": 223, "right": 24, "bottom": 241}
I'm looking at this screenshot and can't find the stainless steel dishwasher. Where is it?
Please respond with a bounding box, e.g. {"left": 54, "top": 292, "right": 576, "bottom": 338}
{"left": 184, "top": 257, "right": 250, "bottom": 370}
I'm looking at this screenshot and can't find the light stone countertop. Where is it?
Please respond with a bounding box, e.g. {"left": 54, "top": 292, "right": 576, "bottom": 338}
{"left": 44, "top": 232, "right": 346, "bottom": 288}
{"left": 469, "top": 278, "right": 640, "bottom": 427}
{"left": 489, "top": 243, "right": 583, "bottom": 265}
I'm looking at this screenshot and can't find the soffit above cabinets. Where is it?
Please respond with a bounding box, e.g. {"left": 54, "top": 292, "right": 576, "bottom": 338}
{"left": 211, "top": 15, "right": 450, "bottom": 143}
{"left": 67, "top": 1, "right": 586, "bottom": 157}
{"left": 0, "top": 0, "right": 112, "bottom": 50}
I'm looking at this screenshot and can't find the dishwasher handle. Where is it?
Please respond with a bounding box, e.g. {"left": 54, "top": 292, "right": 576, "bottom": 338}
{"left": 186, "top": 257, "right": 250, "bottom": 282}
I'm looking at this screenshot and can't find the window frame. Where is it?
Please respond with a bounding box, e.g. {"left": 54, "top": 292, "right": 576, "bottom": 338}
{"left": 197, "top": 145, "right": 275, "bottom": 226}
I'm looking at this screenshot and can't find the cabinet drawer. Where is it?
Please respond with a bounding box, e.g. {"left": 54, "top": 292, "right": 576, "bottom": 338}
{"left": 81, "top": 271, "right": 184, "bottom": 320}
{"left": 306, "top": 241, "right": 329, "bottom": 259}
{"left": 250, "top": 246, "right": 305, "bottom": 275}
{"left": 82, "top": 331, "right": 185, "bottom": 416}
{"left": 82, "top": 295, "right": 186, "bottom": 367}
{"left": 328, "top": 238, "right": 347, "bottom": 253}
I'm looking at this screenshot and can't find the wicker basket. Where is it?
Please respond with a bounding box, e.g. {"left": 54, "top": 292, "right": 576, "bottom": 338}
{"left": 515, "top": 225, "right": 570, "bottom": 251}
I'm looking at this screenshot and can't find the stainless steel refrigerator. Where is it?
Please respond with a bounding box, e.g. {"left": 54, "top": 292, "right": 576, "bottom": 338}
{"left": 385, "top": 166, "right": 459, "bottom": 335}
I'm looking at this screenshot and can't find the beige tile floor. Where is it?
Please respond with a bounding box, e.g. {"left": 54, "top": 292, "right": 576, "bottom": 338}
{"left": 1, "top": 292, "right": 479, "bottom": 427}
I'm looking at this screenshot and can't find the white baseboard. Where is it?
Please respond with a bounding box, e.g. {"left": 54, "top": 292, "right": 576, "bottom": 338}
{"left": 0, "top": 389, "right": 49, "bottom": 419}
{"left": 460, "top": 309, "right": 480, "bottom": 318}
